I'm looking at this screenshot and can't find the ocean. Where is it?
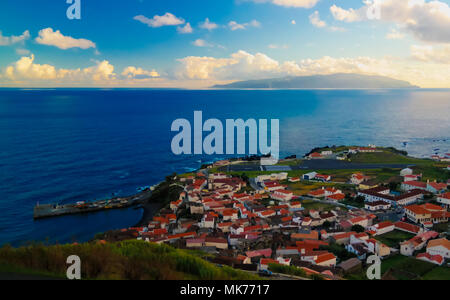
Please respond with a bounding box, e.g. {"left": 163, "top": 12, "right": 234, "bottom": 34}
{"left": 0, "top": 88, "right": 449, "bottom": 246}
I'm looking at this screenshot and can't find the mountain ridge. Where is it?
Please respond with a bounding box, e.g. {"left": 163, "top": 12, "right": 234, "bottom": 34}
{"left": 212, "top": 73, "right": 418, "bottom": 89}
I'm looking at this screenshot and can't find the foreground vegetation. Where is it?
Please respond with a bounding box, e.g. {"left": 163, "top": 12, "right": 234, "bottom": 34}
{"left": 0, "top": 240, "right": 260, "bottom": 280}
{"left": 346, "top": 255, "right": 450, "bottom": 280}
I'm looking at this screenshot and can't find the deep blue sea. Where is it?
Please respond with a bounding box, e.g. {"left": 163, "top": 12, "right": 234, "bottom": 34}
{"left": 0, "top": 89, "right": 449, "bottom": 246}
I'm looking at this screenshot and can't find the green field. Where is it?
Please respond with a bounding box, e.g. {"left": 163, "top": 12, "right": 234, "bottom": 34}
{"left": 380, "top": 255, "right": 449, "bottom": 280}
{"left": 375, "top": 230, "right": 415, "bottom": 248}
{"left": 347, "top": 255, "right": 450, "bottom": 280}
{"left": 301, "top": 199, "right": 344, "bottom": 212}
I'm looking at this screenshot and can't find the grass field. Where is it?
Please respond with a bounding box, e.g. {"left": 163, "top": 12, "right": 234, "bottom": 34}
{"left": 375, "top": 230, "right": 415, "bottom": 248}
{"left": 421, "top": 265, "right": 450, "bottom": 280}
{"left": 350, "top": 151, "right": 431, "bottom": 165}
{"left": 347, "top": 255, "right": 450, "bottom": 280}
{"left": 301, "top": 199, "right": 343, "bottom": 212}
{"left": 380, "top": 255, "right": 446, "bottom": 280}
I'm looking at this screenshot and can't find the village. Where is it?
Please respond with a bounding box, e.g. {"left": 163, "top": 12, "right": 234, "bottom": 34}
{"left": 116, "top": 146, "right": 450, "bottom": 280}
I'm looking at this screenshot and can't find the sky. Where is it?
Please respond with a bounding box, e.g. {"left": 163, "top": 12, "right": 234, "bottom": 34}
{"left": 0, "top": 0, "right": 450, "bottom": 88}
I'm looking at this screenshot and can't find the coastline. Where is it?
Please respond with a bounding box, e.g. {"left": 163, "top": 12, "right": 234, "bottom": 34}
{"left": 135, "top": 202, "right": 162, "bottom": 227}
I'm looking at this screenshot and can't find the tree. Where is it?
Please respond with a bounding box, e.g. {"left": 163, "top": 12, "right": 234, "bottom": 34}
{"left": 351, "top": 225, "right": 365, "bottom": 233}
{"left": 354, "top": 196, "right": 365, "bottom": 204}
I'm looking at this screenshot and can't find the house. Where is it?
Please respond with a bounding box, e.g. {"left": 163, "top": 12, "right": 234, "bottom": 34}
{"left": 315, "top": 174, "right": 332, "bottom": 182}
{"left": 337, "top": 258, "right": 362, "bottom": 275}
{"left": 366, "top": 239, "right": 391, "bottom": 257}
{"left": 258, "top": 209, "right": 276, "bottom": 218}
{"left": 314, "top": 253, "right": 337, "bottom": 267}
{"left": 427, "top": 238, "right": 450, "bottom": 259}
{"left": 401, "top": 181, "right": 428, "bottom": 192}
{"left": 369, "top": 221, "right": 395, "bottom": 236}
{"left": 302, "top": 172, "right": 318, "bottom": 180}
{"left": 170, "top": 199, "right": 183, "bottom": 211}
{"left": 259, "top": 258, "right": 279, "bottom": 271}
{"left": 394, "top": 221, "right": 423, "bottom": 235}
{"left": 403, "top": 174, "right": 422, "bottom": 182}
{"left": 349, "top": 216, "right": 370, "bottom": 228}
{"left": 332, "top": 232, "right": 357, "bottom": 245}
{"left": 272, "top": 189, "right": 294, "bottom": 201}
{"left": 400, "top": 237, "right": 425, "bottom": 256}
{"left": 321, "top": 150, "right": 333, "bottom": 156}
{"left": 416, "top": 253, "right": 444, "bottom": 266}
{"left": 186, "top": 238, "right": 205, "bottom": 248}
{"left": 365, "top": 201, "right": 391, "bottom": 211}
{"left": 308, "top": 189, "right": 326, "bottom": 198}
{"left": 427, "top": 182, "right": 447, "bottom": 194}
{"left": 400, "top": 231, "right": 438, "bottom": 256}
{"left": 289, "top": 177, "right": 300, "bottom": 183}
{"left": 359, "top": 187, "right": 423, "bottom": 207}
{"left": 201, "top": 215, "right": 216, "bottom": 229}
{"left": 359, "top": 180, "right": 380, "bottom": 190}
{"left": 400, "top": 168, "right": 414, "bottom": 176}
{"left": 205, "top": 237, "right": 228, "bottom": 250}
{"left": 246, "top": 249, "right": 272, "bottom": 259}
{"left": 308, "top": 152, "right": 324, "bottom": 159}
{"left": 327, "top": 193, "right": 346, "bottom": 202}
{"left": 404, "top": 205, "right": 431, "bottom": 224}
{"left": 264, "top": 181, "right": 286, "bottom": 192}
{"left": 291, "top": 230, "right": 319, "bottom": 240}
{"left": 288, "top": 201, "right": 302, "bottom": 210}
{"left": 346, "top": 242, "right": 370, "bottom": 260}
{"left": 437, "top": 192, "right": 450, "bottom": 207}
{"left": 351, "top": 173, "right": 365, "bottom": 185}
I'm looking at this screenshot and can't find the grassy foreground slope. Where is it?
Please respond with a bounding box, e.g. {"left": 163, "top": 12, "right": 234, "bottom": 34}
{"left": 0, "top": 240, "right": 259, "bottom": 280}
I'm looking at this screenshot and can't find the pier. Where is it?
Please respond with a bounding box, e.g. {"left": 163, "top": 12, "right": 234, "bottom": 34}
{"left": 33, "top": 190, "right": 152, "bottom": 220}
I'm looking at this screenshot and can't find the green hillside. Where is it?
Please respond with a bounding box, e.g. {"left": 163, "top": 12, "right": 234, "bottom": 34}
{"left": 0, "top": 240, "right": 259, "bottom": 280}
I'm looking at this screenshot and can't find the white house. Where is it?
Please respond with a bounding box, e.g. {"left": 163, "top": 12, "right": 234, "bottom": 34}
{"left": 437, "top": 192, "right": 450, "bottom": 207}
{"left": 400, "top": 168, "right": 414, "bottom": 177}
{"left": 302, "top": 172, "right": 317, "bottom": 180}
{"left": 427, "top": 238, "right": 450, "bottom": 259}
{"left": 271, "top": 190, "right": 294, "bottom": 202}
{"left": 369, "top": 221, "right": 395, "bottom": 236}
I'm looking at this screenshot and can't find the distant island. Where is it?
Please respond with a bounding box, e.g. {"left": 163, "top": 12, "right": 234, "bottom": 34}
{"left": 212, "top": 73, "right": 418, "bottom": 89}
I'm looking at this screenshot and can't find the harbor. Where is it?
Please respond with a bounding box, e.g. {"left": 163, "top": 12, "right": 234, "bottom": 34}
{"left": 33, "top": 190, "right": 152, "bottom": 220}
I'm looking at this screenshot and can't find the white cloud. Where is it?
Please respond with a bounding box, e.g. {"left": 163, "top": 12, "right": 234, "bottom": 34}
{"left": 309, "top": 11, "right": 327, "bottom": 28}
{"left": 177, "top": 23, "right": 193, "bottom": 34}
{"left": 248, "top": 0, "right": 319, "bottom": 8}
{"left": 122, "top": 66, "right": 160, "bottom": 79}
{"left": 134, "top": 13, "right": 185, "bottom": 28}
{"left": 330, "top": 0, "right": 450, "bottom": 43}
{"left": 411, "top": 44, "right": 450, "bottom": 64}
{"left": 386, "top": 28, "right": 405, "bottom": 40}
{"left": 0, "top": 30, "right": 30, "bottom": 46}
{"left": 192, "top": 39, "right": 214, "bottom": 47}
{"left": 228, "top": 20, "right": 261, "bottom": 31}
{"left": 330, "top": 5, "right": 363, "bottom": 23}
{"left": 175, "top": 50, "right": 450, "bottom": 88}
{"left": 35, "top": 28, "right": 96, "bottom": 50}
{"left": 199, "top": 18, "right": 219, "bottom": 31}
{"left": 4, "top": 54, "right": 115, "bottom": 82}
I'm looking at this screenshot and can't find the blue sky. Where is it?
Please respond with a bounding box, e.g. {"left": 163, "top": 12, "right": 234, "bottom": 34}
{"left": 1, "top": 0, "right": 450, "bottom": 87}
